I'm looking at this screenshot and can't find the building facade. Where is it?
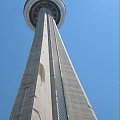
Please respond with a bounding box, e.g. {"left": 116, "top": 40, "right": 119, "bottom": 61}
{"left": 10, "top": 0, "right": 97, "bottom": 120}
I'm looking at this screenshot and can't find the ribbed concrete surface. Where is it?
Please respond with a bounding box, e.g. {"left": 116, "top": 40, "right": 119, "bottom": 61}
{"left": 10, "top": 8, "right": 97, "bottom": 120}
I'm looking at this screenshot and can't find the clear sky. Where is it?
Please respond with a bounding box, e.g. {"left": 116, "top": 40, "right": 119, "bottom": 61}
{"left": 0, "top": 0, "right": 119, "bottom": 120}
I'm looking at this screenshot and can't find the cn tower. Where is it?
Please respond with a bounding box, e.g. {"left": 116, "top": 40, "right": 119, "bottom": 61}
{"left": 10, "top": 0, "right": 97, "bottom": 120}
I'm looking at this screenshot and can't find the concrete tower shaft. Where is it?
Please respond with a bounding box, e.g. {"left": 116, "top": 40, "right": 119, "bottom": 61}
{"left": 10, "top": 1, "right": 98, "bottom": 120}
{"left": 24, "top": 0, "right": 66, "bottom": 31}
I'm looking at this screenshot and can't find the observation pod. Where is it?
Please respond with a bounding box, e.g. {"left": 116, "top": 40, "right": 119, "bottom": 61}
{"left": 24, "top": 0, "right": 66, "bottom": 31}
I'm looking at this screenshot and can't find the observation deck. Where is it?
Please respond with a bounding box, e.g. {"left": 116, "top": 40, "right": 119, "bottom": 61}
{"left": 24, "top": 0, "right": 66, "bottom": 31}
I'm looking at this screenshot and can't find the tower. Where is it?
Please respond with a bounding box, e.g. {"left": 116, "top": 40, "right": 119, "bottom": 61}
{"left": 10, "top": 0, "right": 97, "bottom": 120}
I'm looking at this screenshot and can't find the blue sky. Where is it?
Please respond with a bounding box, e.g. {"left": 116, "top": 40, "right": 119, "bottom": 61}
{"left": 0, "top": 0, "right": 119, "bottom": 120}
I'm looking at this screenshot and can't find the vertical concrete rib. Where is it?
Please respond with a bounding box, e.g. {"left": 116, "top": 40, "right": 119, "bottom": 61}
{"left": 10, "top": 8, "right": 53, "bottom": 120}
{"left": 47, "top": 12, "right": 67, "bottom": 120}
{"left": 52, "top": 19, "right": 97, "bottom": 120}
{"left": 47, "top": 12, "right": 58, "bottom": 120}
